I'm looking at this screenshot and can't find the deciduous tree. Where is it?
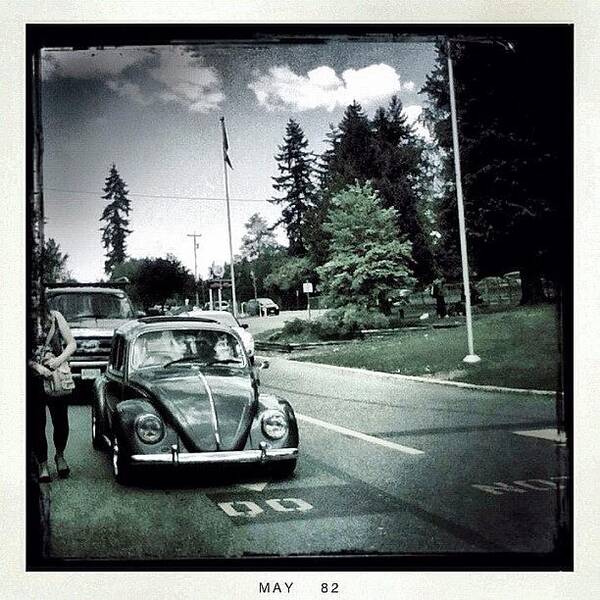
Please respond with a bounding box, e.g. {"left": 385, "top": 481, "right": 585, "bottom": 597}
{"left": 317, "top": 182, "right": 415, "bottom": 314}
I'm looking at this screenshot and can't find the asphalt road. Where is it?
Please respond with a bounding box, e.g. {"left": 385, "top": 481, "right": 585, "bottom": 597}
{"left": 43, "top": 357, "right": 569, "bottom": 560}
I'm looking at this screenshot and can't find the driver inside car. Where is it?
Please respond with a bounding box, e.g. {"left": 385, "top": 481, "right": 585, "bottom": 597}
{"left": 133, "top": 330, "right": 183, "bottom": 368}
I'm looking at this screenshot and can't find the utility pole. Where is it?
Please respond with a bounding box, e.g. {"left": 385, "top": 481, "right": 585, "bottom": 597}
{"left": 446, "top": 38, "right": 480, "bottom": 364}
{"left": 186, "top": 232, "right": 201, "bottom": 307}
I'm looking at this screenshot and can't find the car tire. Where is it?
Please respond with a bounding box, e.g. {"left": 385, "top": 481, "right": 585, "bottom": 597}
{"left": 270, "top": 458, "right": 297, "bottom": 479}
{"left": 111, "top": 436, "right": 133, "bottom": 485}
{"left": 91, "top": 404, "right": 105, "bottom": 450}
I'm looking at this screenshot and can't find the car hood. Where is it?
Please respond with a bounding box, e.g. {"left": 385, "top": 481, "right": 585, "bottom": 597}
{"left": 129, "top": 368, "right": 256, "bottom": 452}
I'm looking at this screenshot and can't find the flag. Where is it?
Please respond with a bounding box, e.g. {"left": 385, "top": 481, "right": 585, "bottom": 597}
{"left": 220, "top": 116, "right": 233, "bottom": 169}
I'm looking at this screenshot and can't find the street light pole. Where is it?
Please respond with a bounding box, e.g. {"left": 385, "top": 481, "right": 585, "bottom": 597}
{"left": 186, "top": 232, "right": 201, "bottom": 307}
{"left": 446, "top": 39, "right": 481, "bottom": 364}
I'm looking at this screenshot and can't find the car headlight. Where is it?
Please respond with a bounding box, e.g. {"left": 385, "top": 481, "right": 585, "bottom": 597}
{"left": 135, "top": 414, "right": 165, "bottom": 444}
{"left": 261, "top": 409, "right": 288, "bottom": 440}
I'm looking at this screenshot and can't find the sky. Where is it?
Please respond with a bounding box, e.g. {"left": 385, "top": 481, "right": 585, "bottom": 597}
{"left": 41, "top": 40, "right": 437, "bottom": 283}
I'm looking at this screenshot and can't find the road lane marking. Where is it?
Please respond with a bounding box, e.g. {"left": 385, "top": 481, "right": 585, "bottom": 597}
{"left": 217, "top": 498, "right": 313, "bottom": 519}
{"left": 218, "top": 501, "right": 263, "bottom": 517}
{"left": 296, "top": 413, "right": 424, "bottom": 455}
{"left": 512, "top": 428, "right": 567, "bottom": 443}
{"left": 472, "top": 476, "right": 569, "bottom": 495}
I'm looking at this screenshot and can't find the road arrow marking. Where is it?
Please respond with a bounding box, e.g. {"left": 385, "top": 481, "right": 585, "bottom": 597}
{"left": 512, "top": 428, "right": 567, "bottom": 443}
{"left": 297, "top": 413, "right": 424, "bottom": 455}
{"left": 237, "top": 481, "right": 269, "bottom": 492}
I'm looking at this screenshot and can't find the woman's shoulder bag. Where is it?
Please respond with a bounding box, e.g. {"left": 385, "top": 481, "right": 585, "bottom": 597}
{"left": 42, "top": 313, "right": 75, "bottom": 397}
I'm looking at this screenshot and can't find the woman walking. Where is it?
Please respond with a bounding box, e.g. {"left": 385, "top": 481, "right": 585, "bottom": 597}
{"left": 28, "top": 303, "right": 76, "bottom": 482}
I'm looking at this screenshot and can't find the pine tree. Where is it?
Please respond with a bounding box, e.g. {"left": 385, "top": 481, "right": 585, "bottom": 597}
{"left": 270, "top": 119, "right": 316, "bottom": 257}
{"left": 420, "top": 34, "right": 569, "bottom": 303}
{"left": 100, "top": 164, "right": 132, "bottom": 275}
{"left": 370, "top": 95, "right": 437, "bottom": 283}
{"left": 327, "top": 101, "right": 377, "bottom": 193}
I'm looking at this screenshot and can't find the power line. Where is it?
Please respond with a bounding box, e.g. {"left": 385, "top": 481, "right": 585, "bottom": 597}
{"left": 45, "top": 187, "right": 270, "bottom": 203}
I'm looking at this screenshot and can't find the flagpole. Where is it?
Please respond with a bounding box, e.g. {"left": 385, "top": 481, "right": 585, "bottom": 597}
{"left": 220, "top": 117, "right": 238, "bottom": 317}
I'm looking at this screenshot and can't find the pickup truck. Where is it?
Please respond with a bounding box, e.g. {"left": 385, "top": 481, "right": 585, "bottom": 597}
{"left": 46, "top": 285, "right": 140, "bottom": 385}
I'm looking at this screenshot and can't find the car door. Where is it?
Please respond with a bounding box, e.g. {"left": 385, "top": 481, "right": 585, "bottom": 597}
{"left": 104, "top": 334, "right": 126, "bottom": 432}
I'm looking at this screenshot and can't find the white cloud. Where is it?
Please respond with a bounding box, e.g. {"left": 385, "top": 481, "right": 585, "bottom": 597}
{"left": 403, "top": 104, "right": 432, "bottom": 141}
{"left": 249, "top": 63, "right": 410, "bottom": 112}
{"left": 106, "top": 80, "right": 153, "bottom": 106}
{"left": 402, "top": 81, "right": 416, "bottom": 92}
{"left": 43, "top": 46, "right": 225, "bottom": 113}
{"left": 146, "top": 47, "right": 225, "bottom": 112}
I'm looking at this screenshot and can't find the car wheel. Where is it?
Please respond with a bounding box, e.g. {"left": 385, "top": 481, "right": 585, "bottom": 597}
{"left": 270, "top": 458, "right": 297, "bottom": 479}
{"left": 91, "top": 405, "right": 104, "bottom": 450}
{"left": 111, "top": 436, "right": 132, "bottom": 485}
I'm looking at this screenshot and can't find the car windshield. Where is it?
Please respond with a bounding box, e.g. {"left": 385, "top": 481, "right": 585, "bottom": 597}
{"left": 130, "top": 328, "right": 246, "bottom": 371}
{"left": 48, "top": 292, "right": 135, "bottom": 320}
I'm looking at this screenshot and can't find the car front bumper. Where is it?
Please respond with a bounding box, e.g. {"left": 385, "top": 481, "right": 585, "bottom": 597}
{"left": 130, "top": 445, "right": 298, "bottom": 466}
{"left": 70, "top": 360, "right": 107, "bottom": 380}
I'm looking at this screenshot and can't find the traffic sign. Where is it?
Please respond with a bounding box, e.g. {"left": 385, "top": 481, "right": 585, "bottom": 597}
{"left": 209, "top": 279, "right": 232, "bottom": 289}
{"left": 303, "top": 282, "right": 313, "bottom": 294}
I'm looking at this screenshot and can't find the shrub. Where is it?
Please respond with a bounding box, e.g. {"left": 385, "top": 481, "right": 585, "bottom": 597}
{"left": 282, "top": 318, "right": 308, "bottom": 336}
{"left": 279, "top": 306, "right": 393, "bottom": 342}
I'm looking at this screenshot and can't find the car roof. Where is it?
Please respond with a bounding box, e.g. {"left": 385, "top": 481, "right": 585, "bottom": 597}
{"left": 201, "top": 310, "right": 236, "bottom": 319}
{"left": 47, "top": 286, "right": 126, "bottom": 295}
{"left": 116, "top": 316, "right": 232, "bottom": 338}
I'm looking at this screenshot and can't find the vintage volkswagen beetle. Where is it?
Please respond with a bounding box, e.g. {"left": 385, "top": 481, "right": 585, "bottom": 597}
{"left": 91, "top": 316, "right": 298, "bottom": 484}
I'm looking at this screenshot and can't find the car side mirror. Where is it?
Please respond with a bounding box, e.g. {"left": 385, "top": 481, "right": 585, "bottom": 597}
{"left": 241, "top": 323, "right": 249, "bottom": 329}
{"left": 259, "top": 360, "right": 270, "bottom": 370}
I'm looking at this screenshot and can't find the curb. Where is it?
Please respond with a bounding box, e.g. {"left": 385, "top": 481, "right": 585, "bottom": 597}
{"left": 257, "top": 356, "right": 557, "bottom": 397}
{"left": 256, "top": 322, "right": 463, "bottom": 353}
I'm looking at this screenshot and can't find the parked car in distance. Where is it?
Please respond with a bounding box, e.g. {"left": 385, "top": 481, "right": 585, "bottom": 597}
{"left": 246, "top": 298, "right": 280, "bottom": 316}
{"left": 177, "top": 309, "right": 255, "bottom": 362}
{"left": 47, "top": 284, "right": 140, "bottom": 385}
{"left": 91, "top": 316, "right": 299, "bottom": 484}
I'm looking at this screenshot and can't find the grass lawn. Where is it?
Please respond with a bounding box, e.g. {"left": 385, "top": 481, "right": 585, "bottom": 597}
{"left": 295, "top": 306, "right": 562, "bottom": 390}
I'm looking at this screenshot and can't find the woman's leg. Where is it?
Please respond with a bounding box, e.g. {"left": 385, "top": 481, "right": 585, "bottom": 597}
{"left": 47, "top": 400, "right": 69, "bottom": 456}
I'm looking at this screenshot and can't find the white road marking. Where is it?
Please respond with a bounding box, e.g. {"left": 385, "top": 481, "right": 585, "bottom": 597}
{"left": 297, "top": 413, "right": 424, "bottom": 455}
{"left": 512, "top": 428, "right": 567, "bottom": 443}
{"left": 218, "top": 501, "right": 263, "bottom": 517}
{"left": 472, "top": 476, "right": 569, "bottom": 496}
{"left": 237, "top": 481, "right": 269, "bottom": 492}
